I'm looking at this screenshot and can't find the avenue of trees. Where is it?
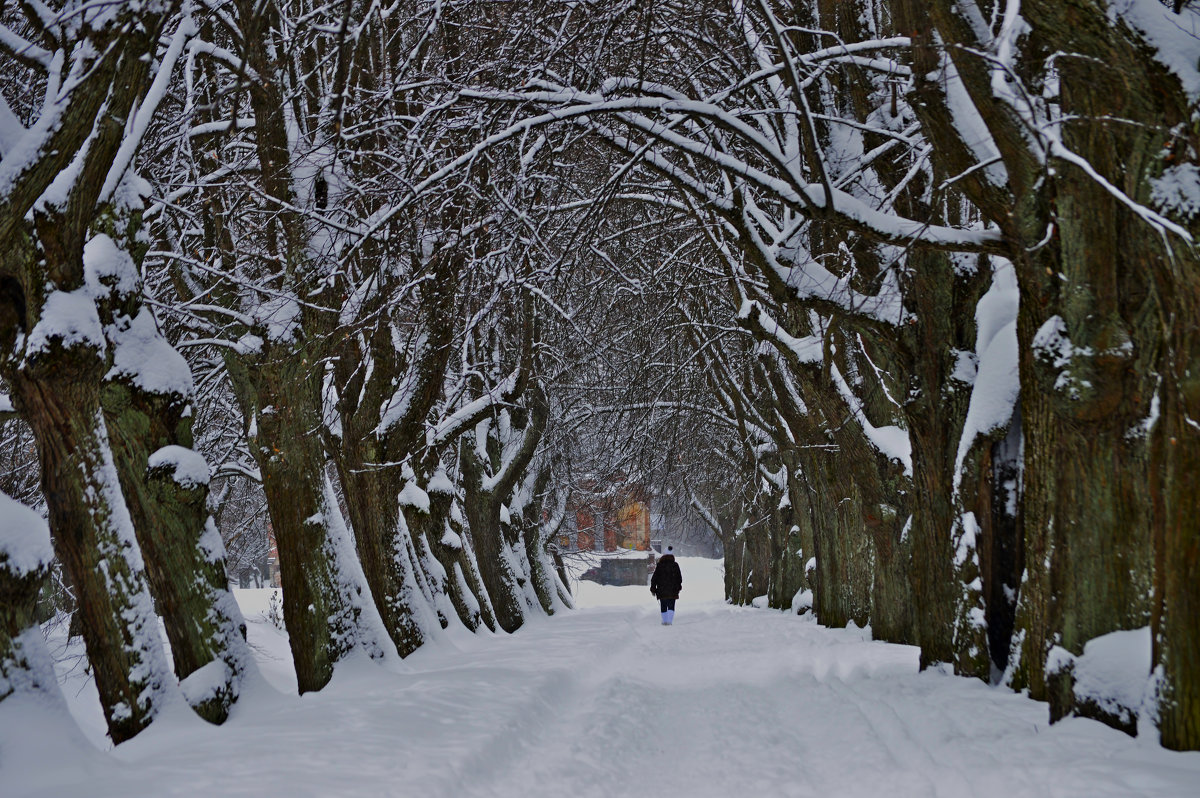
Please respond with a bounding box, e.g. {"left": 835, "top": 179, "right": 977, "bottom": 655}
{"left": 0, "top": 0, "right": 1197, "bottom": 752}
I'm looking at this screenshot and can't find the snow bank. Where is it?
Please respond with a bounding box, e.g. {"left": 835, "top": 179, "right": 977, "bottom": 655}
{"left": 10, "top": 565, "right": 1200, "bottom": 798}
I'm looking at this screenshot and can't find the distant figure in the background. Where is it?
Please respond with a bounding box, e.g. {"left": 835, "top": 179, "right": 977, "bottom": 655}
{"left": 650, "top": 546, "right": 683, "bottom": 625}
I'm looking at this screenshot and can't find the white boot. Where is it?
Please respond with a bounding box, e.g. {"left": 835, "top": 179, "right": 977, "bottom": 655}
{"left": 666, "top": 609, "right": 674, "bottom": 625}
{"left": 661, "top": 612, "right": 669, "bottom": 625}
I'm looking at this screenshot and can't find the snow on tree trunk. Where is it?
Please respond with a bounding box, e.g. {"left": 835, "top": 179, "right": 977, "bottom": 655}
{"left": 320, "top": 195, "right": 464, "bottom": 652}
{"left": 460, "top": 388, "right": 548, "bottom": 634}
{"left": 0, "top": 492, "right": 56, "bottom": 703}
{"left": 512, "top": 467, "right": 559, "bottom": 617}
{"left": 416, "top": 479, "right": 492, "bottom": 632}
{"left": 0, "top": 0, "right": 186, "bottom": 744}
{"left": 462, "top": 446, "right": 529, "bottom": 634}
{"left": 5, "top": 334, "right": 174, "bottom": 741}
{"left": 236, "top": 353, "right": 388, "bottom": 692}
{"left": 333, "top": 453, "right": 434, "bottom": 656}
{"left": 2, "top": 216, "right": 182, "bottom": 741}
{"left": 91, "top": 208, "right": 248, "bottom": 723}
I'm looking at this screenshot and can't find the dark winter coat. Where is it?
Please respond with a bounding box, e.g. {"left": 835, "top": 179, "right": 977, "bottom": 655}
{"left": 651, "top": 555, "right": 682, "bottom": 600}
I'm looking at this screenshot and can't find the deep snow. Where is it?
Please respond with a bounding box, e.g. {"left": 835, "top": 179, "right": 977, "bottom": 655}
{"left": 3, "top": 557, "right": 1198, "bottom": 797}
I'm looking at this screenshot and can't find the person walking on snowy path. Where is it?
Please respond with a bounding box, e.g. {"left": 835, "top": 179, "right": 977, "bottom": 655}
{"left": 650, "top": 546, "right": 682, "bottom": 625}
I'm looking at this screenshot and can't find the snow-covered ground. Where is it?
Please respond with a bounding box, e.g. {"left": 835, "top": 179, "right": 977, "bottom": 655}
{"left": 3, "top": 557, "right": 1199, "bottom": 797}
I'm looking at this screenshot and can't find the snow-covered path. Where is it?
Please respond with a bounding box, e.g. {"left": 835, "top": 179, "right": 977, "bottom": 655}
{"left": 4, "top": 558, "right": 1199, "bottom": 797}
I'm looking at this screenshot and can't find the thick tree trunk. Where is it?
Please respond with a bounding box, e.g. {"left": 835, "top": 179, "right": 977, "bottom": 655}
{"left": 461, "top": 473, "right": 526, "bottom": 633}
{"left": 460, "top": 427, "right": 537, "bottom": 633}
{"left": 333, "top": 447, "right": 432, "bottom": 656}
{"left": 866, "top": 502, "right": 911, "bottom": 645}
{"left": 234, "top": 353, "right": 380, "bottom": 693}
{"left": 961, "top": 416, "right": 1024, "bottom": 675}
{"left": 522, "top": 521, "right": 559, "bottom": 616}
{"left": 805, "top": 456, "right": 873, "bottom": 629}
{"left": 95, "top": 219, "right": 246, "bottom": 721}
{"left": 1004, "top": 5, "right": 1161, "bottom": 709}
{"left": 0, "top": 226, "right": 173, "bottom": 743}
{"left": 785, "top": 456, "right": 817, "bottom": 600}
{"left": 899, "top": 0, "right": 1194, "bottom": 740}
{"left": 722, "top": 531, "right": 746, "bottom": 605}
{"left": 720, "top": 500, "right": 770, "bottom": 607}
{"left": 8, "top": 356, "right": 171, "bottom": 741}
{"left": 766, "top": 502, "right": 804, "bottom": 611}
{"left": 510, "top": 467, "right": 560, "bottom": 616}
{"left": 742, "top": 518, "right": 772, "bottom": 605}
{"left": 0, "top": 0, "right": 178, "bottom": 743}
{"left": 1156, "top": 335, "right": 1200, "bottom": 749}
{"left": 103, "top": 350, "right": 246, "bottom": 722}
{"left": 458, "top": 386, "right": 547, "bottom": 634}
{"left": 421, "top": 480, "right": 495, "bottom": 631}
{"left": 898, "top": 248, "right": 985, "bottom": 671}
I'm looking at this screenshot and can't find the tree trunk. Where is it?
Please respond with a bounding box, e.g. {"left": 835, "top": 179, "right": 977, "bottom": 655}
{"left": 0, "top": 498, "right": 54, "bottom": 703}
{"left": 1004, "top": 4, "right": 1161, "bottom": 706}
{"left": 420, "top": 480, "right": 495, "bottom": 632}
{"left": 962, "top": 415, "right": 1024, "bottom": 676}
{"left": 234, "top": 353, "right": 382, "bottom": 692}
{"left": 7, "top": 348, "right": 172, "bottom": 742}
{"left": 102, "top": 343, "right": 246, "bottom": 722}
{"left": 766, "top": 502, "right": 804, "bottom": 611}
{"left": 94, "top": 215, "right": 246, "bottom": 722}
{"left": 458, "top": 385, "right": 547, "bottom": 633}
{"left": 461, "top": 465, "right": 526, "bottom": 633}
{"left": 521, "top": 517, "right": 559, "bottom": 616}
{"left": 333, "top": 445, "right": 433, "bottom": 656}
{"left": 723, "top": 531, "right": 746, "bottom": 605}
{"left": 805, "top": 454, "right": 873, "bottom": 629}
{"left": 1155, "top": 325, "right": 1200, "bottom": 749}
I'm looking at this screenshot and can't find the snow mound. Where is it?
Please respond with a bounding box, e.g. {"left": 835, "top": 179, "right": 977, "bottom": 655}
{"left": 0, "top": 492, "right": 52, "bottom": 576}
{"left": 1047, "top": 627, "right": 1157, "bottom": 736}
{"left": 1074, "top": 627, "right": 1156, "bottom": 730}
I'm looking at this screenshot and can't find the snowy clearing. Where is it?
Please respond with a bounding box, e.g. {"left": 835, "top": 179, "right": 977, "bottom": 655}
{"left": 3, "top": 557, "right": 1197, "bottom": 797}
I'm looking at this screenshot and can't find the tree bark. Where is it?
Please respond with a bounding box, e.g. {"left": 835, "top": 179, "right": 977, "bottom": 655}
{"left": 460, "top": 387, "right": 548, "bottom": 633}
{"left": 0, "top": 497, "right": 54, "bottom": 703}
{"left": 332, "top": 446, "right": 432, "bottom": 656}
{"left": 231, "top": 351, "right": 380, "bottom": 693}
{"left": 3, "top": 317, "right": 172, "bottom": 741}
{"left": 415, "top": 481, "right": 494, "bottom": 632}
{"left": 94, "top": 210, "right": 247, "bottom": 723}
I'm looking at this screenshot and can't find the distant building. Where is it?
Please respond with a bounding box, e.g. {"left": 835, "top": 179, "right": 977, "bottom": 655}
{"left": 266, "top": 527, "right": 280, "bottom": 587}
{"left": 562, "top": 478, "right": 651, "bottom": 552}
